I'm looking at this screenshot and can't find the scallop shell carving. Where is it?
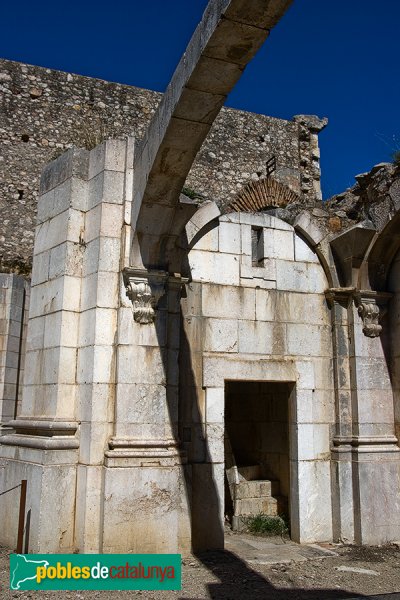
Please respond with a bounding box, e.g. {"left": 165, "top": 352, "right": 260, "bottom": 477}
{"left": 227, "top": 178, "right": 299, "bottom": 213}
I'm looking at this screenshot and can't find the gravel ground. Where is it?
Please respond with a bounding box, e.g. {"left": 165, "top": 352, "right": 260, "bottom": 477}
{"left": 1, "top": 541, "right": 400, "bottom": 599}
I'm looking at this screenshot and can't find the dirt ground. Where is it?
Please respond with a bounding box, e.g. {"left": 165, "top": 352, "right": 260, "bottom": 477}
{"left": 1, "top": 538, "right": 400, "bottom": 599}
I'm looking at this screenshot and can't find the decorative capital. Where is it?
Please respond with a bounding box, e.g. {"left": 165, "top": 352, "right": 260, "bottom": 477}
{"left": 353, "top": 290, "right": 392, "bottom": 338}
{"left": 124, "top": 269, "right": 167, "bottom": 324}
{"left": 357, "top": 301, "right": 381, "bottom": 338}
{"left": 326, "top": 287, "right": 392, "bottom": 338}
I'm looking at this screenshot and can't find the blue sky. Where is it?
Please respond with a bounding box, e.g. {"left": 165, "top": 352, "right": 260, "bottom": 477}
{"left": 1, "top": 0, "right": 399, "bottom": 199}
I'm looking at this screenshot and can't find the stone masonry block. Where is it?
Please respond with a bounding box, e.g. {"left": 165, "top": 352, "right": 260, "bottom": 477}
{"left": 77, "top": 345, "right": 115, "bottom": 385}
{"left": 49, "top": 242, "right": 84, "bottom": 280}
{"left": 294, "top": 389, "right": 334, "bottom": 425}
{"left": 219, "top": 222, "right": 241, "bottom": 254}
{"left": 206, "top": 387, "right": 224, "bottom": 424}
{"left": 189, "top": 250, "right": 239, "bottom": 285}
{"left": 34, "top": 208, "right": 84, "bottom": 255}
{"left": 238, "top": 320, "right": 286, "bottom": 355}
{"left": 115, "top": 383, "right": 166, "bottom": 425}
{"left": 42, "top": 346, "right": 77, "bottom": 385}
{"left": 287, "top": 324, "right": 332, "bottom": 358}
{"left": 117, "top": 345, "right": 166, "bottom": 385}
{"left": 276, "top": 260, "right": 327, "bottom": 294}
{"left": 240, "top": 258, "right": 276, "bottom": 283}
{"left": 294, "top": 460, "right": 333, "bottom": 543}
{"left": 44, "top": 310, "right": 79, "bottom": 349}
{"left": 191, "top": 225, "right": 219, "bottom": 252}
{"left": 88, "top": 171, "right": 125, "bottom": 209}
{"left": 311, "top": 358, "right": 334, "bottom": 392}
{"left": 204, "top": 318, "right": 238, "bottom": 353}
{"left": 77, "top": 382, "right": 114, "bottom": 424}
{"left": 80, "top": 272, "right": 119, "bottom": 311}
{"left": 25, "top": 316, "right": 45, "bottom": 352}
{"left": 263, "top": 228, "right": 294, "bottom": 261}
{"left": 88, "top": 142, "right": 107, "bottom": 180}
{"left": 202, "top": 284, "right": 255, "bottom": 320}
{"left": 294, "top": 233, "right": 319, "bottom": 263}
{"left": 293, "top": 423, "right": 331, "bottom": 461}
{"left": 37, "top": 178, "right": 87, "bottom": 224}
{"left": 79, "top": 421, "right": 113, "bottom": 465}
{"left": 29, "top": 276, "right": 81, "bottom": 318}
{"left": 353, "top": 357, "right": 391, "bottom": 391}
{"left": 206, "top": 423, "right": 224, "bottom": 463}
{"left": 78, "top": 308, "right": 117, "bottom": 347}
{"left": 203, "top": 356, "right": 296, "bottom": 388}
{"left": 355, "top": 388, "right": 395, "bottom": 425}
{"left": 31, "top": 250, "right": 50, "bottom": 286}
{"left": 296, "top": 361, "right": 315, "bottom": 390}
{"left": 40, "top": 147, "right": 89, "bottom": 195}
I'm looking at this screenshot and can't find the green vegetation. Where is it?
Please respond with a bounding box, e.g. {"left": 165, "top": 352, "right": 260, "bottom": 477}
{"left": 182, "top": 186, "right": 198, "bottom": 199}
{"left": 245, "top": 513, "right": 289, "bottom": 537}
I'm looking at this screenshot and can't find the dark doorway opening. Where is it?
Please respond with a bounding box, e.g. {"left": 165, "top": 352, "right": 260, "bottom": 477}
{"left": 224, "top": 380, "right": 292, "bottom": 531}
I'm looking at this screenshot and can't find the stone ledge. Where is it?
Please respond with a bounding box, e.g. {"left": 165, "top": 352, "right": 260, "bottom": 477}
{"left": 0, "top": 433, "right": 79, "bottom": 450}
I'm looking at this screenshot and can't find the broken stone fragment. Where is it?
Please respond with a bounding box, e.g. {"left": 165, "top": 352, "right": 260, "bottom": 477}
{"left": 293, "top": 114, "right": 328, "bottom": 132}
{"left": 29, "top": 87, "right": 42, "bottom": 99}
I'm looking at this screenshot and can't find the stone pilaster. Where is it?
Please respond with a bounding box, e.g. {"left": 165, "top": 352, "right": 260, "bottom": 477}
{"left": 0, "top": 274, "right": 30, "bottom": 430}
{"left": 73, "top": 138, "right": 128, "bottom": 553}
{"left": 327, "top": 286, "right": 400, "bottom": 544}
{"left": 101, "top": 269, "right": 191, "bottom": 554}
{"left": 326, "top": 288, "right": 354, "bottom": 543}
{"left": 0, "top": 147, "right": 89, "bottom": 551}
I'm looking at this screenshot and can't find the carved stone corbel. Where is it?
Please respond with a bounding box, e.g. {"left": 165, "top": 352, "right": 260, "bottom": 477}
{"left": 124, "top": 269, "right": 167, "bottom": 324}
{"left": 357, "top": 301, "right": 381, "bottom": 338}
{"left": 353, "top": 290, "right": 392, "bottom": 338}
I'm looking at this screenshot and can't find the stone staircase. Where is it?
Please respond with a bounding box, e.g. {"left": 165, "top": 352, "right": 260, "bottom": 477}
{"left": 225, "top": 437, "right": 286, "bottom": 530}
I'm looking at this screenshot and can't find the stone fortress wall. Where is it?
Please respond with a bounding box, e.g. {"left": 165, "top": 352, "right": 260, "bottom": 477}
{"left": 0, "top": 58, "right": 323, "bottom": 273}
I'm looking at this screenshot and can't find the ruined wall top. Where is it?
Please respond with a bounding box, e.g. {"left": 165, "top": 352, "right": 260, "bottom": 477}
{"left": 0, "top": 58, "right": 325, "bottom": 272}
{"left": 326, "top": 161, "right": 400, "bottom": 233}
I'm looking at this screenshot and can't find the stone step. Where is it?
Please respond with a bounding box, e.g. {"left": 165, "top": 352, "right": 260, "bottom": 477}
{"left": 235, "top": 479, "right": 280, "bottom": 500}
{"left": 235, "top": 496, "right": 279, "bottom": 517}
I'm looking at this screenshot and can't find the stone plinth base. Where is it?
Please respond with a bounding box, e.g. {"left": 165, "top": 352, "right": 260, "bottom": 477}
{"left": 101, "top": 441, "right": 191, "bottom": 555}
{"left": 0, "top": 446, "right": 78, "bottom": 552}
{"left": 332, "top": 438, "right": 400, "bottom": 545}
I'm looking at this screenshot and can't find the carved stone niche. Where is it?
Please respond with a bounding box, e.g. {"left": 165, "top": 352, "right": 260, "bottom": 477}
{"left": 353, "top": 290, "right": 392, "bottom": 338}
{"left": 123, "top": 269, "right": 167, "bottom": 324}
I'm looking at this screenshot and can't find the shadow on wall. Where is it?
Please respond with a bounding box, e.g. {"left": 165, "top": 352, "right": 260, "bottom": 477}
{"left": 152, "top": 259, "right": 224, "bottom": 551}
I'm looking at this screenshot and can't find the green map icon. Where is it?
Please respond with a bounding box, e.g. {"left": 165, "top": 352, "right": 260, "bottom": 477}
{"left": 10, "top": 554, "right": 49, "bottom": 590}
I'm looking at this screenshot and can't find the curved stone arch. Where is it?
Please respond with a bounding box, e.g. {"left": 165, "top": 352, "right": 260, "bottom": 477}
{"left": 358, "top": 210, "right": 400, "bottom": 291}
{"left": 226, "top": 177, "right": 300, "bottom": 213}
{"left": 130, "top": 0, "right": 293, "bottom": 270}
{"left": 185, "top": 201, "right": 221, "bottom": 249}
{"left": 293, "top": 211, "right": 337, "bottom": 288}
